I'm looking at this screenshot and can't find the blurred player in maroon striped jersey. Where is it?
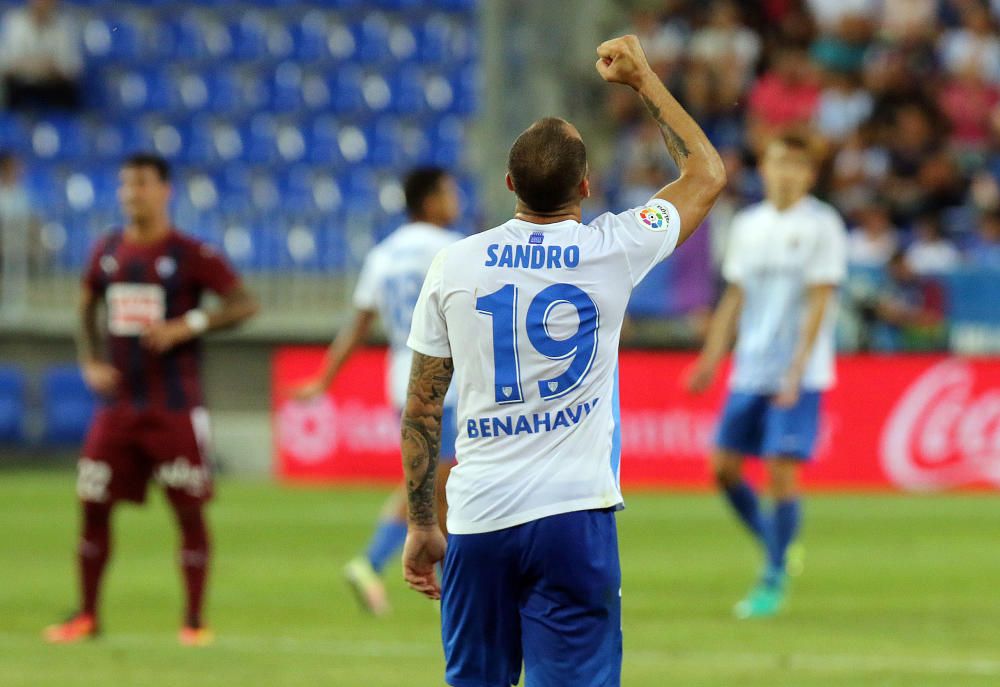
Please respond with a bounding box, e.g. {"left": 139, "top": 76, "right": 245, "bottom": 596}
{"left": 44, "top": 154, "right": 259, "bottom": 646}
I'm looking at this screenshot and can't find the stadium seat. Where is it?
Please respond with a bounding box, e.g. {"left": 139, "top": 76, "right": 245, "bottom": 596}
{"left": 270, "top": 62, "right": 305, "bottom": 113}
{"left": 293, "top": 13, "right": 330, "bottom": 62}
{"left": 42, "top": 366, "right": 97, "bottom": 445}
{"left": 230, "top": 15, "right": 270, "bottom": 62}
{"left": 352, "top": 16, "right": 391, "bottom": 64}
{"left": 329, "top": 68, "right": 365, "bottom": 114}
{"left": 31, "top": 118, "right": 89, "bottom": 161}
{"left": 0, "top": 366, "right": 27, "bottom": 444}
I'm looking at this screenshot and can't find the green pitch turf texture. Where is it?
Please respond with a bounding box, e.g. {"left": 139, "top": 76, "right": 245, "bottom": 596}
{"left": 1, "top": 471, "right": 998, "bottom": 686}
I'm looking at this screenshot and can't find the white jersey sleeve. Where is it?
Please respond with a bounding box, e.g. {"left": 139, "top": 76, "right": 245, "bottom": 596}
{"left": 407, "top": 249, "right": 451, "bottom": 358}
{"left": 352, "top": 250, "right": 381, "bottom": 311}
{"left": 721, "top": 212, "right": 748, "bottom": 286}
{"left": 804, "top": 211, "right": 848, "bottom": 285}
{"left": 592, "top": 198, "right": 682, "bottom": 287}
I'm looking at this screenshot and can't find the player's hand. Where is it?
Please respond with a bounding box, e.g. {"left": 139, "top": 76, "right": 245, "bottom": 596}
{"left": 292, "top": 378, "right": 328, "bottom": 402}
{"left": 81, "top": 360, "right": 120, "bottom": 397}
{"left": 774, "top": 369, "right": 803, "bottom": 408}
{"left": 402, "top": 525, "right": 447, "bottom": 600}
{"left": 596, "top": 34, "right": 654, "bottom": 90}
{"left": 683, "top": 358, "right": 716, "bottom": 395}
{"left": 141, "top": 318, "right": 195, "bottom": 354}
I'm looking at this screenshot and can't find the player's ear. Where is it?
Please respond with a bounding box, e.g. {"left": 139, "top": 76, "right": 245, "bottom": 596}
{"left": 579, "top": 177, "right": 591, "bottom": 200}
{"left": 505, "top": 173, "right": 515, "bottom": 193}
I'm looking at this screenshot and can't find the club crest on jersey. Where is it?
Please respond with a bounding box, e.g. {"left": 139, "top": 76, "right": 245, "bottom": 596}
{"left": 100, "top": 255, "right": 118, "bottom": 275}
{"left": 529, "top": 232, "right": 544, "bottom": 245}
{"left": 636, "top": 205, "right": 668, "bottom": 231}
{"left": 156, "top": 255, "right": 177, "bottom": 279}
{"left": 502, "top": 386, "right": 513, "bottom": 398}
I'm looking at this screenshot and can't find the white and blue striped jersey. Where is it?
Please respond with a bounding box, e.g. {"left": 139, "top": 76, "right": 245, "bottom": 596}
{"left": 353, "top": 222, "right": 464, "bottom": 409}
{"left": 723, "top": 196, "right": 848, "bottom": 393}
{"left": 408, "top": 199, "right": 681, "bottom": 534}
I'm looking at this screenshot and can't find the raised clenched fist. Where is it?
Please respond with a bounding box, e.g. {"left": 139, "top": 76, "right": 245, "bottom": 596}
{"left": 595, "top": 34, "right": 653, "bottom": 90}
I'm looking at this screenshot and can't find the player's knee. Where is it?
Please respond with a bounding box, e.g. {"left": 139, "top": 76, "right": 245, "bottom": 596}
{"left": 712, "top": 455, "right": 743, "bottom": 488}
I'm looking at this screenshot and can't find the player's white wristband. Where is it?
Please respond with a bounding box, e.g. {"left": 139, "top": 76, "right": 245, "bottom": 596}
{"left": 184, "top": 309, "right": 209, "bottom": 335}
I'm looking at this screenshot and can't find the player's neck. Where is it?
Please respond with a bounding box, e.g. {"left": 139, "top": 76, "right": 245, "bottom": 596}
{"left": 513, "top": 203, "right": 581, "bottom": 225}
{"left": 768, "top": 194, "right": 808, "bottom": 212}
{"left": 125, "top": 217, "right": 172, "bottom": 244}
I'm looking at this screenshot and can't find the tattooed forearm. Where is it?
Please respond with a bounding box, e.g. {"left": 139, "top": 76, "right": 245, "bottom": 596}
{"left": 642, "top": 93, "right": 690, "bottom": 164}
{"left": 401, "top": 353, "right": 454, "bottom": 526}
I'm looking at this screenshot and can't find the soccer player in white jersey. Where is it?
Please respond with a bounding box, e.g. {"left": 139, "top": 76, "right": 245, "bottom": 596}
{"left": 399, "top": 36, "right": 726, "bottom": 687}
{"left": 296, "top": 167, "right": 464, "bottom": 616}
{"left": 686, "top": 135, "right": 848, "bottom": 619}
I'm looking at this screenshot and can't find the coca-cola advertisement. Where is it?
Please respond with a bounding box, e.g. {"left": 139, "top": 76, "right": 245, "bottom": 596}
{"left": 272, "top": 348, "right": 1000, "bottom": 491}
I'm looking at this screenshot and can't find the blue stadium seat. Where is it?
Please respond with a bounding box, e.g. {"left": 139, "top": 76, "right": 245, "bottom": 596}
{"left": 202, "top": 69, "right": 242, "bottom": 114}
{"left": 284, "top": 221, "right": 324, "bottom": 271}
{"left": 270, "top": 63, "right": 304, "bottom": 112}
{"left": 416, "top": 16, "right": 451, "bottom": 65}
{"left": 353, "top": 16, "right": 391, "bottom": 64}
{"left": 388, "top": 66, "right": 424, "bottom": 114}
{"left": 85, "top": 15, "right": 141, "bottom": 63}
{"left": 293, "top": 14, "right": 330, "bottom": 62}
{"left": 31, "top": 118, "right": 89, "bottom": 160}
{"left": 368, "top": 119, "right": 403, "bottom": 167}
{"left": 326, "top": 20, "right": 358, "bottom": 62}
{"left": 329, "top": 68, "right": 364, "bottom": 114}
{"left": 0, "top": 114, "right": 30, "bottom": 155}
{"left": 0, "top": 366, "right": 27, "bottom": 444}
{"left": 42, "top": 365, "right": 97, "bottom": 445}
{"left": 242, "top": 115, "right": 279, "bottom": 164}
{"left": 451, "top": 65, "right": 479, "bottom": 114}
{"left": 279, "top": 166, "right": 318, "bottom": 213}
{"left": 230, "top": 16, "right": 270, "bottom": 61}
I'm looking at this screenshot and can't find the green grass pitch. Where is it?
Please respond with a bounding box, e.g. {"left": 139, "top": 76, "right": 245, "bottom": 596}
{"left": 1, "top": 470, "right": 998, "bottom": 686}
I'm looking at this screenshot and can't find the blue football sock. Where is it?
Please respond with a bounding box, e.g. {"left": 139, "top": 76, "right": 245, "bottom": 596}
{"left": 766, "top": 499, "right": 801, "bottom": 585}
{"left": 365, "top": 519, "right": 408, "bottom": 575}
{"left": 722, "top": 481, "right": 767, "bottom": 544}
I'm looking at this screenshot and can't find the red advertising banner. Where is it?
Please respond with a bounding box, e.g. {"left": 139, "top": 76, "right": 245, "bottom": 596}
{"left": 273, "top": 348, "right": 1000, "bottom": 491}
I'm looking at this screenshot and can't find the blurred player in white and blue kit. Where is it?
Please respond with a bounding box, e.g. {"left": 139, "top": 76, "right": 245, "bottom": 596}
{"left": 687, "top": 134, "right": 847, "bottom": 618}
{"left": 296, "top": 167, "right": 463, "bottom": 616}
{"left": 399, "top": 36, "right": 726, "bottom": 686}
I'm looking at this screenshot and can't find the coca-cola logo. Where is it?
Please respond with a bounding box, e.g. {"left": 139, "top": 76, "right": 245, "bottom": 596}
{"left": 881, "top": 361, "right": 1000, "bottom": 490}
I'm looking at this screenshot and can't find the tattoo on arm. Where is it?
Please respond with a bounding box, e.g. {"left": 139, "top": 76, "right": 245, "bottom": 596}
{"left": 401, "top": 353, "right": 454, "bottom": 526}
{"left": 641, "top": 94, "right": 690, "bottom": 165}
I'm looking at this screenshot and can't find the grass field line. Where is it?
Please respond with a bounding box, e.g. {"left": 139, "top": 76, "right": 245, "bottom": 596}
{"left": 3, "top": 631, "right": 999, "bottom": 676}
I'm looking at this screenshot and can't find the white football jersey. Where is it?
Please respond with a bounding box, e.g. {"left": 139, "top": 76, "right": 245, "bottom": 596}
{"left": 408, "top": 199, "right": 681, "bottom": 534}
{"left": 354, "top": 222, "right": 464, "bottom": 408}
{"left": 723, "top": 196, "right": 848, "bottom": 393}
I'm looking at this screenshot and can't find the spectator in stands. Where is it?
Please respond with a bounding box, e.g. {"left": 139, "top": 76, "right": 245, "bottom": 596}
{"left": 906, "top": 212, "right": 962, "bottom": 275}
{"left": 938, "top": 61, "right": 1000, "bottom": 151}
{"left": 847, "top": 197, "right": 899, "bottom": 267}
{"left": 830, "top": 125, "right": 891, "bottom": 210}
{"left": 0, "top": 151, "right": 35, "bottom": 315}
{"left": 806, "top": 0, "right": 877, "bottom": 34}
{"left": 747, "top": 45, "right": 821, "bottom": 148}
{"left": 882, "top": 104, "right": 947, "bottom": 219}
{"left": 689, "top": 1, "right": 761, "bottom": 91}
{"left": 939, "top": 4, "right": 1000, "bottom": 84}
{"left": 855, "top": 250, "right": 947, "bottom": 351}
{"left": 880, "top": 0, "right": 939, "bottom": 42}
{"left": 0, "top": 0, "right": 82, "bottom": 111}
{"left": 815, "top": 69, "right": 874, "bottom": 143}
{"left": 968, "top": 210, "right": 1000, "bottom": 269}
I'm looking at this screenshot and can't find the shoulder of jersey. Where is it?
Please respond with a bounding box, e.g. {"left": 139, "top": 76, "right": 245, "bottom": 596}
{"left": 734, "top": 200, "right": 768, "bottom": 222}
{"left": 804, "top": 197, "right": 848, "bottom": 231}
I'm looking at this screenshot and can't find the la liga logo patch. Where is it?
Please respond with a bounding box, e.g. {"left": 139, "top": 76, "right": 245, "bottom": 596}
{"left": 636, "top": 205, "right": 668, "bottom": 231}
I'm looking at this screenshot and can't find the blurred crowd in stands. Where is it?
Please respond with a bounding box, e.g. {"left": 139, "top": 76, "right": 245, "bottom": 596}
{"left": 604, "top": 0, "right": 1000, "bottom": 350}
